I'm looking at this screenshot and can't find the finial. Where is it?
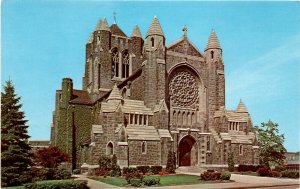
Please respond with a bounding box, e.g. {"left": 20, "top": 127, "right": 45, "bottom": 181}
{"left": 182, "top": 25, "right": 187, "bottom": 37}
{"left": 211, "top": 28, "right": 215, "bottom": 32}
{"left": 113, "top": 11, "right": 117, "bottom": 24}
{"left": 154, "top": 15, "right": 157, "bottom": 18}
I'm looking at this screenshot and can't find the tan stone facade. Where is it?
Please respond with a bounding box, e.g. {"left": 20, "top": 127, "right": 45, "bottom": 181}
{"left": 50, "top": 17, "right": 259, "bottom": 169}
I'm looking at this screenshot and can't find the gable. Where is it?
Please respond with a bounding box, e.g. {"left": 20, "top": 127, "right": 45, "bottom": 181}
{"left": 167, "top": 38, "right": 203, "bottom": 57}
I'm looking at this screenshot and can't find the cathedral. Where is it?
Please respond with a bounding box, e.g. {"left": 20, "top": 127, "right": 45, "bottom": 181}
{"left": 50, "top": 17, "right": 259, "bottom": 170}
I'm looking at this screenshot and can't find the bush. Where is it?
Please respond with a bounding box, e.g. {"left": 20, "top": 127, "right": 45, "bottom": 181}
{"left": 200, "top": 170, "right": 221, "bottom": 181}
{"left": 110, "top": 165, "right": 121, "bottom": 177}
{"left": 238, "top": 164, "right": 263, "bottom": 172}
{"left": 125, "top": 171, "right": 143, "bottom": 184}
{"left": 95, "top": 168, "right": 109, "bottom": 177}
{"left": 143, "top": 177, "right": 160, "bottom": 186}
{"left": 136, "top": 166, "right": 150, "bottom": 175}
{"left": 257, "top": 167, "right": 270, "bottom": 177}
{"left": 166, "top": 151, "right": 176, "bottom": 173}
{"left": 220, "top": 172, "right": 231, "bottom": 180}
{"left": 159, "top": 171, "right": 169, "bottom": 175}
{"left": 150, "top": 166, "right": 162, "bottom": 174}
{"left": 73, "top": 169, "right": 81, "bottom": 174}
{"left": 24, "top": 180, "right": 89, "bottom": 189}
{"left": 227, "top": 153, "right": 235, "bottom": 172}
{"left": 53, "top": 168, "right": 71, "bottom": 180}
{"left": 274, "top": 165, "right": 286, "bottom": 172}
{"left": 99, "top": 155, "right": 112, "bottom": 171}
{"left": 123, "top": 167, "right": 138, "bottom": 175}
{"left": 269, "top": 170, "right": 280, "bottom": 177}
{"left": 130, "top": 179, "right": 143, "bottom": 187}
{"left": 281, "top": 170, "right": 300, "bottom": 178}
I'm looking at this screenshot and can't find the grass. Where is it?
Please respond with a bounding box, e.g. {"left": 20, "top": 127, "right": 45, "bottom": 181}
{"left": 2, "top": 186, "right": 24, "bottom": 189}
{"left": 92, "top": 174, "right": 207, "bottom": 187}
{"left": 2, "top": 179, "right": 81, "bottom": 189}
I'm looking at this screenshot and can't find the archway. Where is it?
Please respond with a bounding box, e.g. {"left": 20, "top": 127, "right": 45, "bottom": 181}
{"left": 178, "top": 135, "right": 197, "bottom": 166}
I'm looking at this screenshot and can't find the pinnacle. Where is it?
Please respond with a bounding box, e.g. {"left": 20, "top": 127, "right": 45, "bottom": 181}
{"left": 87, "top": 32, "right": 94, "bottom": 43}
{"left": 146, "top": 16, "right": 164, "bottom": 37}
{"left": 205, "top": 29, "right": 221, "bottom": 51}
{"left": 131, "top": 25, "right": 143, "bottom": 38}
{"left": 107, "top": 84, "right": 123, "bottom": 101}
{"left": 236, "top": 99, "right": 248, "bottom": 113}
{"left": 96, "top": 18, "right": 110, "bottom": 32}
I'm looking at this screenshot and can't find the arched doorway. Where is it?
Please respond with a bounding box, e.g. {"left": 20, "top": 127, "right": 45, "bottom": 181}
{"left": 178, "top": 135, "right": 197, "bottom": 166}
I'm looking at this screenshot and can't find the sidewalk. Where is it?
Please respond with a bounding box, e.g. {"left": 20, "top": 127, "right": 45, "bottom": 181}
{"left": 75, "top": 174, "right": 300, "bottom": 189}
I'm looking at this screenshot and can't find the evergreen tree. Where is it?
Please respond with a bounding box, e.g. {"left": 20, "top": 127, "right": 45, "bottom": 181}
{"left": 227, "top": 152, "right": 235, "bottom": 172}
{"left": 1, "top": 80, "right": 33, "bottom": 187}
{"left": 166, "top": 150, "right": 176, "bottom": 173}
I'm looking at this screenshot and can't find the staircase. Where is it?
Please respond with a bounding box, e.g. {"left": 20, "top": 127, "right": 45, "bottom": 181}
{"left": 176, "top": 166, "right": 206, "bottom": 175}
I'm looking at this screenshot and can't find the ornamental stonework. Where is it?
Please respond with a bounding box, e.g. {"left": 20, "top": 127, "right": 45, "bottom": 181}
{"left": 169, "top": 71, "right": 199, "bottom": 107}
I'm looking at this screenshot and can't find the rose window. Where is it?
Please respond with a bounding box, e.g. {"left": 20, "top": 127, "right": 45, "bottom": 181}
{"left": 169, "top": 71, "right": 198, "bottom": 107}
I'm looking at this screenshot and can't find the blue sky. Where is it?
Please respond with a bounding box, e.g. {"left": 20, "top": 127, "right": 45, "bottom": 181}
{"left": 2, "top": 1, "right": 299, "bottom": 152}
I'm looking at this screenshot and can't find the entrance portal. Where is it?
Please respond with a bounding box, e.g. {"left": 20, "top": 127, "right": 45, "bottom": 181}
{"left": 178, "top": 135, "right": 197, "bottom": 166}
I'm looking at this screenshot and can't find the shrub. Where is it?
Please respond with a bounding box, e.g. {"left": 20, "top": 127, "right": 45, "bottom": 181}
{"left": 98, "top": 155, "right": 112, "bottom": 171}
{"left": 269, "top": 170, "right": 281, "bottom": 177}
{"left": 257, "top": 167, "right": 270, "bottom": 177}
{"left": 110, "top": 165, "right": 121, "bottom": 177}
{"left": 53, "top": 168, "right": 71, "bottom": 180}
{"left": 125, "top": 171, "right": 143, "bottom": 184}
{"left": 166, "top": 151, "right": 176, "bottom": 173}
{"left": 34, "top": 146, "right": 69, "bottom": 168}
{"left": 95, "top": 168, "right": 109, "bottom": 177}
{"left": 136, "top": 166, "right": 150, "bottom": 175}
{"left": 130, "top": 179, "right": 143, "bottom": 187}
{"left": 151, "top": 166, "right": 163, "bottom": 174}
{"left": 220, "top": 172, "right": 231, "bottom": 180}
{"left": 24, "top": 180, "right": 89, "bottom": 189}
{"left": 123, "top": 167, "right": 138, "bottom": 175}
{"left": 143, "top": 177, "right": 160, "bottom": 186}
{"left": 73, "top": 169, "right": 81, "bottom": 174}
{"left": 200, "top": 170, "right": 221, "bottom": 181}
{"left": 281, "top": 170, "right": 300, "bottom": 178}
{"left": 238, "top": 164, "right": 263, "bottom": 172}
{"left": 274, "top": 165, "right": 286, "bottom": 172}
{"left": 227, "top": 153, "right": 235, "bottom": 172}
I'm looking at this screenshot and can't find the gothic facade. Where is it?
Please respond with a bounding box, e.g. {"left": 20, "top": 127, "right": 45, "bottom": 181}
{"left": 50, "top": 17, "right": 259, "bottom": 169}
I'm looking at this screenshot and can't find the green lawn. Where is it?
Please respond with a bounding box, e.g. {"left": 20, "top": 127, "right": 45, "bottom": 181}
{"left": 2, "top": 186, "right": 24, "bottom": 189}
{"left": 92, "top": 174, "right": 207, "bottom": 187}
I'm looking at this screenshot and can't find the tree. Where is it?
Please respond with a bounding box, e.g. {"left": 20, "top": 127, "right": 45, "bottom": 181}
{"left": 255, "top": 120, "right": 286, "bottom": 168}
{"left": 166, "top": 150, "right": 176, "bottom": 173}
{"left": 34, "top": 146, "right": 69, "bottom": 168}
{"left": 1, "top": 80, "right": 33, "bottom": 187}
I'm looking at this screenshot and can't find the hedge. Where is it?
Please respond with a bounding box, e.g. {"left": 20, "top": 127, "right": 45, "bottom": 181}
{"left": 24, "top": 180, "right": 89, "bottom": 189}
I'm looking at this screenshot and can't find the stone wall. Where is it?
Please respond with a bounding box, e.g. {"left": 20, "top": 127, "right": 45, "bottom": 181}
{"left": 128, "top": 140, "right": 161, "bottom": 166}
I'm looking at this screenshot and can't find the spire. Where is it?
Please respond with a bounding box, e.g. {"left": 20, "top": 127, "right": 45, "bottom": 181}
{"left": 182, "top": 25, "right": 187, "bottom": 37}
{"left": 107, "top": 84, "right": 123, "bottom": 101}
{"left": 146, "top": 16, "right": 164, "bottom": 37}
{"left": 205, "top": 29, "right": 221, "bottom": 51}
{"left": 95, "top": 19, "right": 103, "bottom": 31}
{"left": 131, "top": 25, "right": 142, "bottom": 38}
{"left": 97, "top": 18, "right": 110, "bottom": 32}
{"left": 236, "top": 99, "right": 248, "bottom": 113}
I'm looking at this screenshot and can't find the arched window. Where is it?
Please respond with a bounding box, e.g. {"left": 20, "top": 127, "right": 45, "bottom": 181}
{"left": 98, "top": 64, "right": 101, "bottom": 89}
{"left": 182, "top": 112, "right": 186, "bottom": 126}
{"left": 112, "top": 48, "right": 119, "bottom": 78}
{"left": 151, "top": 37, "right": 154, "bottom": 47}
{"left": 122, "top": 50, "right": 129, "bottom": 78}
{"left": 141, "top": 141, "right": 147, "bottom": 154}
{"left": 107, "top": 142, "right": 114, "bottom": 155}
{"left": 187, "top": 112, "right": 191, "bottom": 126}
{"left": 191, "top": 112, "right": 195, "bottom": 125}
{"left": 211, "top": 51, "right": 214, "bottom": 59}
{"left": 239, "top": 144, "right": 243, "bottom": 155}
{"left": 173, "top": 110, "right": 177, "bottom": 126}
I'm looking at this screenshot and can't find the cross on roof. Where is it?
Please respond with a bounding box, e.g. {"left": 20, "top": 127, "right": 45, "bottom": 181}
{"left": 113, "top": 11, "right": 117, "bottom": 24}
{"left": 182, "top": 25, "right": 187, "bottom": 36}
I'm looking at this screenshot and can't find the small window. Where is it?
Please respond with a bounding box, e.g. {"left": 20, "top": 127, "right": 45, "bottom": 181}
{"left": 239, "top": 144, "right": 243, "bottom": 155}
{"left": 141, "top": 141, "right": 147, "bottom": 154}
{"left": 151, "top": 37, "right": 154, "bottom": 47}
{"left": 139, "top": 115, "right": 143, "bottom": 125}
{"left": 210, "top": 51, "right": 214, "bottom": 59}
{"left": 107, "top": 142, "right": 114, "bottom": 155}
{"left": 130, "top": 114, "right": 134, "bottom": 125}
{"left": 135, "top": 114, "right": 138, "bottom": 125}
{"left": 98, "top": 64, "right": 101, "bottom": 89}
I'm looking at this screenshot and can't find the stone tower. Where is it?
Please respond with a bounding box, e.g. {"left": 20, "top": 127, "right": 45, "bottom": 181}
{"left": 204, "top": 30, "right": 225, "bottom": 130}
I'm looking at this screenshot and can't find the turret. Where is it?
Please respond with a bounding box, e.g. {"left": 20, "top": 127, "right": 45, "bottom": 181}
{"left": 61, "top": 78, "right": 73, "bottom": 108}
{"left": 131, "top": 25, "right": 144, "bottom": 73}
{"left": 204, "top": 29, "right": 222, "bottom": 63}
{"left": 144, "top": 16, "right": 165, "bottom": 56}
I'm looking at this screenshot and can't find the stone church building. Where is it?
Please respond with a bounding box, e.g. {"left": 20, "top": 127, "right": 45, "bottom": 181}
{"left": 50, "top": 17, "right": 259, "bottom": 169}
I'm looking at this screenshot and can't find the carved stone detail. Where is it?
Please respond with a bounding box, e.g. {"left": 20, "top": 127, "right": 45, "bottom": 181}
{"left": 169, "top": 71, "right": 198, "bottom": 107}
